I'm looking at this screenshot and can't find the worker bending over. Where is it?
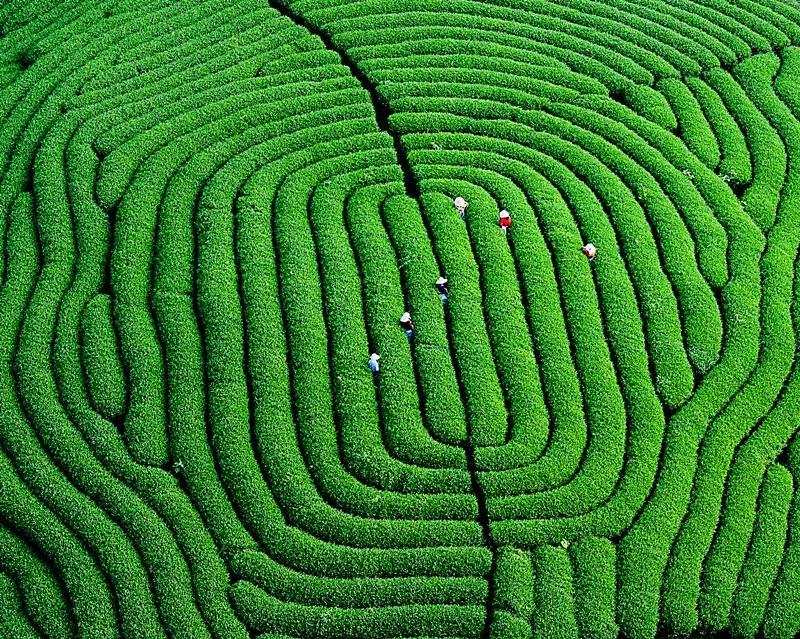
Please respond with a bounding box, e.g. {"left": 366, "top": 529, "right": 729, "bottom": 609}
{"left": 400, "top": 312, "right": 414, "bottom": 339}
{"left": 499, "top": 209, "right": 512, "bottom": 236}
{"left": 436, "top": 276, "right": 449, "bottom": 304}
{"left": 454, "top": 196, "right": 468, "bottom": 220}
{"left": 368, "top": 353, "right": 381, "bottom": 373}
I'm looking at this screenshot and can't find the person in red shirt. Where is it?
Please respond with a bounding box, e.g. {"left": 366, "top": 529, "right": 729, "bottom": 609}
{"left": 499, "top": 209, "right": 512, "bottom": 236}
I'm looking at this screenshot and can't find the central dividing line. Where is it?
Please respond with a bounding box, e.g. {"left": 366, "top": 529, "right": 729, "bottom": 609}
{"left": 263, "top": 2, "right": 498, "bottom": 635}
{"left": 465, "top": 444, "right": 498, "bottom": 639}
{"left": 267, "top": 0, "right": 419, "bottom": 199}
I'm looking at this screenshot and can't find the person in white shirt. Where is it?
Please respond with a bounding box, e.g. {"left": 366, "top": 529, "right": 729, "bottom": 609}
{"left": 454, "top": 196, "right": 468, "bottom": 220}
{"left": 582, "top": 243, "right": 597, "bottom": 260}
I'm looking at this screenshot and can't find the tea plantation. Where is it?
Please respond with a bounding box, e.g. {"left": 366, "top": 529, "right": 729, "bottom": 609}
{"left": 1, "top": 0, "right": 800, "bottom": 637}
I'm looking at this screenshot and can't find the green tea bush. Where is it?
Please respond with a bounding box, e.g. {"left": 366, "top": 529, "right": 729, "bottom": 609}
{"left": 493, "top": 546, "right": 534, "bottom": 619}
{"left": 2, "top": 1, "right": 800, "bottom": 638}
{"left": 569, "top": 536, "right": 618, "bottom": 639}
{"left": 79, "top": 294, "right": 127, "bottom": 420}
{"left": 762, "top": 438, "right": 800, "bottom": 639}
{"left": 0, "top": 524, "right": 72, "bottom": 638}
{"left": 658, "top": 77, "right": 721, "bottom": 170}
{"left": 0, "top": 571, "right": 39, "bottom": 639}
{"left": 531, "top": 546, "right": 580, "bottom": 639}
{"left": 347, "top": 185, "right": 469, "bottom": 448}
{"left": 730, "top": 464, "right": 793, "bottom": 639}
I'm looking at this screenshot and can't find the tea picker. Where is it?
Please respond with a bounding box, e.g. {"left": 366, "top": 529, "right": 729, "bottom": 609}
{"left": 582, "top": 243, "right": 597, "bottom": 260}
{"left": 454, "top": 196, "right": 468, "bottom": 220}
{"left": 368, "top": 353, "right": 381, "bottom": 373}
{"left": 400, "top": 312, "right": 414, "bottom": 339}
{"left": 499, "top": 209, "right": 512, "bottom": 236}
{"left": 435, "top": 276, "right": 449, "bottom": 304}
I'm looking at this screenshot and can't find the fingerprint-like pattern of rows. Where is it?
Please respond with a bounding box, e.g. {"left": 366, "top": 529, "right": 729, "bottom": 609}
{"left": 1, "top": 0, "right": 800, "bottom": 638}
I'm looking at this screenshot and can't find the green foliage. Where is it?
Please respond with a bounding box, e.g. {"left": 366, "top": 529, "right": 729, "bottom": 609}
{"left": 489, "top": 611, "right": 532, "bottom": 639}
{"left": 0, "top": 524, "right": 72, "bottom": 638}
{"left": 731, "top": 464, "right": 793, "bottom": 639}
{"left": 531, "top": 546, "right": 579, "bottom": 639}
{"left": 493, "top": 547, "right": 534, "bottom": 619}
{"left": 2, "top": 2, "right": 800, "bottom": 639}
{"left": 570, "top": 537, "right": 618, "bottom": 639}
{"left": 80, "top": 293, "right": 126, "bottom": 420}
{"left": 623, "top": 83, "right": 678, "bottom": 130}
{"left": 658, "top": 77, "right": 721, "bottom": 170}
{"left": 0, "top": 571, "right": 40, "bottom": 639}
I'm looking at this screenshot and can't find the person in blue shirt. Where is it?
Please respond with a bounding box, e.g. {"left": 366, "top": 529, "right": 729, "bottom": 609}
{"left": 435, "top": 276, "right": 449, "bottom": 304}
{"left": 368, "top": 353, "right": 381, "bottom": 373}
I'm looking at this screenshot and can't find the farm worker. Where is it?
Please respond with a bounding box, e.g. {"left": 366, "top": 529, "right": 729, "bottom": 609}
{"left": 582, "top": 243, "right": 597, "bottom": 260}
{"left": 454, "top": 196, "right": 468, "bottom": 220}
{"left": 400, "top": 312, "right": 414, "bottom": 339}
{"left": 499, "top": 209, "right": 512, "bottom": 236}
{"left": 368, "top": 353, "right": 381, "bottom": 373}
{"left": 435, "top": 276, "right": 449, "bottom": 303}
